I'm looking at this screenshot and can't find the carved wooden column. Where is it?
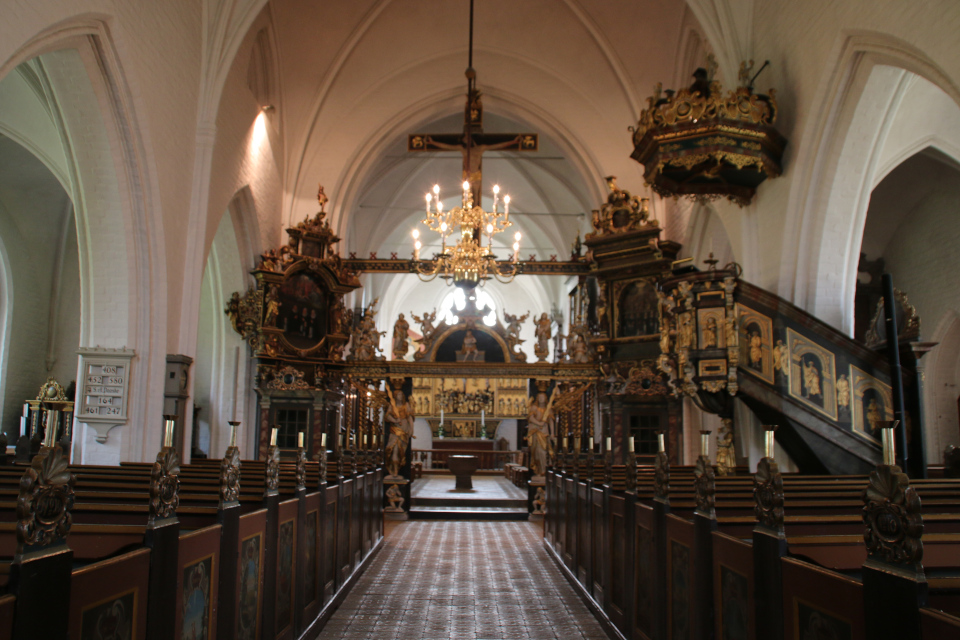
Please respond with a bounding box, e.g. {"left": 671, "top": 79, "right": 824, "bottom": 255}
{"left": 145, "top": 418, "right": 181, "bottom": 640}
{"left": 216, "top": 430, "right": 242, "bottom": 640}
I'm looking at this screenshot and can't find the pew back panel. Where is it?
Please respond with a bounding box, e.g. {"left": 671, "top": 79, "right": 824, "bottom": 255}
{"left": 176, "top": 524, "right": 221, "bottom": 640}
{"left": 781, "top": 557, "right": 865, "bottom": 640}
{"left": 69, "top": 548, "right": 151, "bottom": 640}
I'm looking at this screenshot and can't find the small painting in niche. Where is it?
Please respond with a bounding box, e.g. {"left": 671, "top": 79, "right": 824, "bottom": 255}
{"left": 81, "top": 590, "right": 136, "bottom": 640}
{"left": 182, "top": 556, "right": 212, "bottom": 640}
{"left": 670, "top": 540, "right": 690, "bottom": 640}
{"left": 278, "top": 272, "right": 327, "bottom": 349}
{"left": 795, "top": 600, "right": 851, "bottom": 640}
{"left": 277, "top": 520, "right": 295, "bottom": 630}
{"left": 237, "top": 533, "right": 262, "bottom": 640}
{"left": 850, "top": 366, "right": 893, "bottom": 444}
{"left": 719, "top": 565, "right": 748, "bottom": 640}
{"left": 620, "top": 280, "right": 659, "bottom": 337}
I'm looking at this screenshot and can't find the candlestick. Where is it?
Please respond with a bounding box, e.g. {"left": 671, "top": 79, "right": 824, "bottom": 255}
{"left": 880, "top": 420, "right": 899, "bottom": 466}
{"left": 228, "top": 420, "right": 239, "bottom": 448}
{"left": 700, "top": 430, "right": 710, "bottom": 458}
{"left": 298, "top": 432, "right": 304, "bottom": 448}
{"left": 270, "top": 428, "right": 278, "bottom": 447}
{"left": 231, "top": 346, "right": 240, "bottom": 421}
{"left": 763, "top": 424, "right": 777, "bottom": 459}
{"left": 44, "top": 410, "right": 59, "bottom": 448}
{"left": 163, "top": 415, "right": 176, "bottom": 448}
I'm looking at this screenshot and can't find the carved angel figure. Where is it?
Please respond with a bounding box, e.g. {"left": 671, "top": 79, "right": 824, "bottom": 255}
{"left": 503, "top": 311, "right": 529, "bottom": 344}
{"left": 412, "top": 310, "right": 438, "bottom": 341}
{"left": 392, "top": 314, "right": 410, "bottom": 359}
{"left": 225, "top": 292, "right": 242, "bottom": 334}
{"left": 534, "top": 313, "right": 552, "bottom": 362}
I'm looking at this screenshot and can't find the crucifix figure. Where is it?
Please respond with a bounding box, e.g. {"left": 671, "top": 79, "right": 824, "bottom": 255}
{"left": 408, "top": 2, "right": 538, "bottom": 206}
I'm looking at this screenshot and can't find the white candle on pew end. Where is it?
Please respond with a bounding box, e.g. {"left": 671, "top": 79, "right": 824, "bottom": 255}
{"left": 321, "top": 433, "right": 327, "bottom": 449}
{"left": 628, "top": 437, "right": 635, "bottom": 453}
{"left": 298, "top": 432, "right": 304, "bottom": 448}
{"left": 231, "top": 346, "right": 240, "bottom": 421}
{"left": 270, "top": 428, "right": 278, "bottom": 447}
{"left": 589, "top": 436, "right": 594, "bottom": 450}
{"left": 606, "top": 436, "right": 612, "bottom": 452}
{"left": 22, "top": 402, "right": 29, "bottom": 418}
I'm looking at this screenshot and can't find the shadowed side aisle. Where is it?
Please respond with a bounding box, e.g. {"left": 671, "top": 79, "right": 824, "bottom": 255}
{"left": 318, "top": 521, "right": 610, "bottom": 639}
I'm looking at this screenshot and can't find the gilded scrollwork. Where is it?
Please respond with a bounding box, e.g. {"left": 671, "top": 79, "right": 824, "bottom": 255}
{"left": 265, "top": 365, "right": 310, "bottom": 391}
{"left": 16, "top": 447, "right": 75, "bottom": 555}
{"left": 219, "top": 446, "right": 241, "bottom": 507}
{"left": 265, "top": 445, "right": 280, "bottom": 493}
{"left": 694, "top": 455, "right": 716, "bottom": 518}
{"left": 586, "top": 176, "right": 653, "bottom": 239}
{"left": 149, "top": 447, "right": 181, "bottom": 525}
{"left": 754, "top": 457, "right": 784, "bottom": 536}
{"left": 862, "top": 464, "right": 923, "bottom": 568}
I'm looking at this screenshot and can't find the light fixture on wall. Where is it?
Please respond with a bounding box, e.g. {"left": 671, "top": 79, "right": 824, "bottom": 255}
{"left": 412, "top": 181, "right": 520, "bottom": 289}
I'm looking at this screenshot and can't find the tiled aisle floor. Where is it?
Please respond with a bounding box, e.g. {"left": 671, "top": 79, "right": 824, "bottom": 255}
{"left": 318, "top": 521, "right": 609, "bottom": 640}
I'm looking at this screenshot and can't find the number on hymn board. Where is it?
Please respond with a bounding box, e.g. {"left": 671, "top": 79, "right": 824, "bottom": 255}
{"left": 105, "top": 377, "right": 124, "bottom": 385}
{"left": 101, "top": 365, "right": 118, "bottom": 375}
{"left": 87, "top": 375, "right": 103, "bottom": 384}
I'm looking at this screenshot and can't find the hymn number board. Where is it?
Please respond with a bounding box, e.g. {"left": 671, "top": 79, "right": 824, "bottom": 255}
{"left": 77, "top": 348, "right": 135, "bottom": 425}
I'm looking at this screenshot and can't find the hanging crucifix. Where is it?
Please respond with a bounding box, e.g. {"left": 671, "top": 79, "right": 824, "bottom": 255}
{"left": 408, "top": 0, "right": 538, "bottom": 207}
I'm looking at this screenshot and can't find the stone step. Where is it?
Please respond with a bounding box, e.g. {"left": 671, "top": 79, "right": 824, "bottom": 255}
{"left": 411, "top": 496, "right": 528, "bottom": 508}
{"left": 409, "top": 506, "right": 529, "bottom": 521}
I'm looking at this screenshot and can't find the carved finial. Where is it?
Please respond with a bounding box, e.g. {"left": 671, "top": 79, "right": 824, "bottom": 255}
{"left": 219, "top": 446, "right": 241, "bottom": 508}
{"left": 16, "top": 447, "right": 75, "bottom": 559}
{"left": 754, "top": 457, "right": 784, "bottom": 536}
{"left": 694, "top": 455, "right": 716, "bottom": 518}
{"left": 149, "top": 446, "right": 181, "bottom": 526}
{"left": 265, "top": 444, "right": 280, "bottom": 494}
{"left": 862, "top": 464, "right": 923, "bottom": 571}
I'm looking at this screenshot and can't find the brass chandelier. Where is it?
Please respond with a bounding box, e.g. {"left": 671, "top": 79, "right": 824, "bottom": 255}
{"left": 412, "top": 181, "right": 521, "bottom": 289}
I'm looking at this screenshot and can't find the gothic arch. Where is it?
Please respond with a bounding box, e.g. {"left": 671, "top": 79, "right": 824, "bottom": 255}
{"left": 0, "top": 19, "right": 168, "bottom": 462}
{"left": 779, "top": 31, "right": 960, "bottom": 335}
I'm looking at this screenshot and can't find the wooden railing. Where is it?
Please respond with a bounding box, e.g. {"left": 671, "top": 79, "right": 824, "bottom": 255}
{"left": 412, "top": 448, "right": 523, "bottom": 471}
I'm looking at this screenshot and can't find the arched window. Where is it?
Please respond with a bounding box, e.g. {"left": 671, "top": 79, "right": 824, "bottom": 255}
{"left": 439, "top": 289, "right": 497, "bottom": 326}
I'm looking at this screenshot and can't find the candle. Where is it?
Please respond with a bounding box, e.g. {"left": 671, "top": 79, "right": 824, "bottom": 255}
{"left": 700, "top": 430, "right": 710, "bottom": 458}
{"left": 364, "top": 434, "right": 368, "bottom": 447}
{"left": 22, "top": 402, "right": 29, "bottom": 418}
{"left": 45, "top": 411, "right": 60, "bottom": 448}
{"left": 563, "top": 436, "right": 569, "bottom": 450}
{"left": 606, "top": 436, "right": 612, "bottom": 452}
{"left": 881, "top": 421, "right": 899, "bottom": 466}
{"left": 270, "top": 428, "right": 278, "bottom": 447}
{"left": 628, "top": 436, "right": 635, "bottom": 453}
{"left": 481, "top": 409, "right": 485, "bottom": 427}
{"left": 589, "top": 436, "right": 594, "bottom": 450}
{"left": 657, "top": 432, "right": 665, "bottom": 453}
{"left": 321, "top": 433, "right": 327, "bottom": 449}
{"left": 231, "top": 346, "right": 240, "bottom": 421}
{"left": 20, "top": 416, "right": 27, "bottom": 438}
{"left": 229, "top": 422, "right": 238, "bottom": 447}
{"left": 440, "top": 407, "right": 444, "bottom": 426}
{"left": 298, "top": 432, "right": 304, "bottom": 448}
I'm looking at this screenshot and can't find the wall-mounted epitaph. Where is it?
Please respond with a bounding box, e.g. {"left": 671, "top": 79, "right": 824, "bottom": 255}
{"left": 76, "top": 347, "right": 136, "bottom": 443}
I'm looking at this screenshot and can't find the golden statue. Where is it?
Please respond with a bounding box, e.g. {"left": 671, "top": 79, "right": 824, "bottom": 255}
{"left": 384, "top": 389, "right": 416, "bottom": 478}
{"left": 526, "top": 389, "right": 556, "bottom": 477}
{"left": 716, "top": 420, "right": 736, "bottom": 476}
